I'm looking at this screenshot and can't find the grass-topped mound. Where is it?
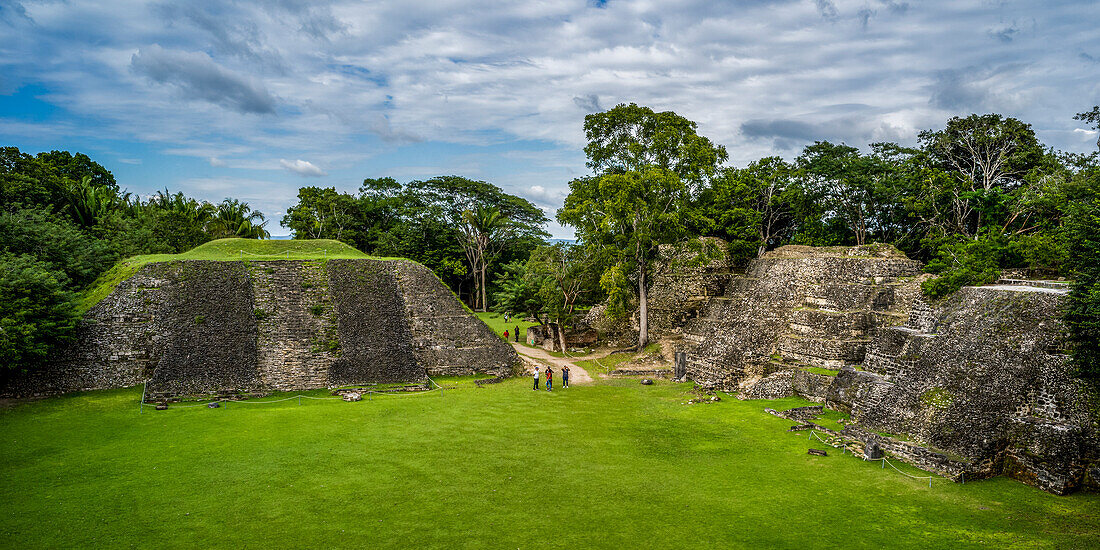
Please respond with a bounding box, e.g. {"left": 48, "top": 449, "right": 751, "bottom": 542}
{"left": 76, "top": 239, "right": 396, "bottom": 314}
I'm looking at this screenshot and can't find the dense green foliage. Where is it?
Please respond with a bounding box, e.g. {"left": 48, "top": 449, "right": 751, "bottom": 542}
{"left": 0, "top": 147, "right": 270, "bottom": 371}
{"left": 283, "top": 175, "right": 548, "bottom": 310}
{"left": 2, "top": 381, "right": 1098, "bottom": 547}
{"left": 1064, "top": 167, "right": 1100, "bottom": 387}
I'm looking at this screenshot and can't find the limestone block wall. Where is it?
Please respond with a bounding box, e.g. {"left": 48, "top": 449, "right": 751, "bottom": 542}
{"left": 679, "top": 245, "right": 923, "bottom": 390}
{"left": 398, "top": 260, "right": 516, "bottom": 376}
{"left": 248, "top": 261, "right": 338, "bottom": 390}
{"left": 147, "top": 261, "right": 258, "bottom": 397}
{"left": 2, "top": 257, "right": 517, "bottom": 398}
{"left": 326, "top": 260, "right": 423, "bottom": 385}
{"left": 833, "top": 286, "right": 1099, "bottom": 494}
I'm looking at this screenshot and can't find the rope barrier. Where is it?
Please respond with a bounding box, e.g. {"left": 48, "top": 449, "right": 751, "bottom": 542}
{"left": 139, "top": 387, "right": 439, "bottom": 411}
{"left": 807, "top": 430, "right": 935, "bottom": 487}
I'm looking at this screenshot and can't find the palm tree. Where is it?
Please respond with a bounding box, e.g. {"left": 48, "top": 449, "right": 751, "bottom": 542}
{"left": 66, "top": 175, "right": 128, "bottom": 227}
{"left": 208, "top": 198, "right": 270, "bottom": 239}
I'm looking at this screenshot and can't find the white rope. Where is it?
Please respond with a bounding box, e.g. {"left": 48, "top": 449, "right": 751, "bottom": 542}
{"left": 879, "top": 457, "right": 934, "bottom": 481}
{"left": 808, "top": 430, "right": 935, "bottom": 484}
{"left": 229, "top": 396, "right": 301, "bottom": 404}
{"left": 149, "top": 388, "right": 441, "bottom": 409}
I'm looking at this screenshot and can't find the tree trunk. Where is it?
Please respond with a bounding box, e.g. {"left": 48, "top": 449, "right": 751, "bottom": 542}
{"left": 480, "top": 264, "right": 488, "bottom": 312}
{"left": 557, "top": 320, "right": 568, "bottom": 353}
{"left": 638, "top": 261, "right": 649, "bottom": 350}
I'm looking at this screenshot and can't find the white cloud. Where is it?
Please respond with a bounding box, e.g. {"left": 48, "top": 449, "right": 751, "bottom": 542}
{"left": 279, "top": 159, "right": 327, "bottom": 177}
{"left": 2, "top": 0, "right": 1099, "bottom": 239}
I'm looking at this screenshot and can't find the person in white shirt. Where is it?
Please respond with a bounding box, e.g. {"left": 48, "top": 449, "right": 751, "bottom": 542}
{"left": 533, "top": 367, "right": 540, "bottom": 391}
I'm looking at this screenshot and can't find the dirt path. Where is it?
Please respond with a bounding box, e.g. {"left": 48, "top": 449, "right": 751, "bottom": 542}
{"left": 510, "top": 343, "right": 597, "bottom": 385}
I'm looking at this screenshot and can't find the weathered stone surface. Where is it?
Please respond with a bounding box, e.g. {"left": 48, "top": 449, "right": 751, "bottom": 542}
{"left": 808, "top": 448, "right": 828, "bottom": 456}
{"left": 678, "top": 243, "right": 1099, "bottom": 494}
{"left": 864, "top": 442, "right": 884, "bottom": 460}
{"left": 148, "top": 261, "right": 259, "bottom": 397}
{"left": 640, "top": 378, "right": 654, "bottom": 385}
{"left": 680, "top": 244, "right": 923, "bottom": 391}
{"left": 2, "top": 258, "right": 517, "bottom": 399}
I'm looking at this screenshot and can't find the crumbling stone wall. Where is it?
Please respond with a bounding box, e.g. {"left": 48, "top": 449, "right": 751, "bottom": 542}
{"left": 830, "top": 286, "right": 1099, "bottom": 494}
{"left": 3, "top": 258, "right": 517, "bottom": 398}
{"left": 147, "top": 261, "right": 259, "bottom": 397}
{"left": 248, "top": 261, "right": 338, "bottom": 390}
{"left": 679, "top": 245, "right": 923, "bottom": 391}
{"left": 393, "top": 260, "right": 517, "bottom": 376}
{"left": 680, "top": 243, "right": 1099, "bottom": 494}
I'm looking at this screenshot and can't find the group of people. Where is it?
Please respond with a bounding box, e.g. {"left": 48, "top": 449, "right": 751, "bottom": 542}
{"left": 502, "top": 326, "right": 520, "bottom": 343}
{"left": 533, "top": 366, "right": 568, "bottom": 391}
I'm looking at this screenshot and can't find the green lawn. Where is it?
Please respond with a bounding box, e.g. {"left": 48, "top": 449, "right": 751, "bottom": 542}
{"left": 2, "top": 380, "right": 1097, "bottom": 548}
{"left": 77, "top": 238, "right": 397, "bottom": 314}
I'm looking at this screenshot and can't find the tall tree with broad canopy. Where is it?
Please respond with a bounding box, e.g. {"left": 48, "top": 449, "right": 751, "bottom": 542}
{"left": 560, "top": 104, "right": 726, "bottom": 348}
{"left": 917, "top": 114, "right": 1045, "bottom": 237}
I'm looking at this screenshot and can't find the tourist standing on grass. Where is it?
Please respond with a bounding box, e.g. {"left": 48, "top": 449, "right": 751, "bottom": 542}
{"left": 503, "top": 329, "right": 509, "bottom": 341}
{"left": 563, "top": 366, "right": 569, "bottom": 388}
{"left": 546, "top": 367, "right": 553, "bottom": 391}
{"left": 514, "top": 326, "right": 520, "bottom": 342}
{"left": 533, "top": 367, "right": 540, "bottom": 390}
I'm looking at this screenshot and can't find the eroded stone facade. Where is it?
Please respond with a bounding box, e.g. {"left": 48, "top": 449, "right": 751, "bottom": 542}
{"left": 2, "top": 259, "right": 517, "bottom": 399}
{"left": 679, "top": 244, "right": 1100, "bottom": 494}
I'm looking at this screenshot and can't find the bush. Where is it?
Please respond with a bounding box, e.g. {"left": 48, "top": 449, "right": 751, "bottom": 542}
{"left": 0, "top": 253, "right": 78, "bottom": 370}
{"left": 921, "top": 233, "right": 1002, "bottom": 297}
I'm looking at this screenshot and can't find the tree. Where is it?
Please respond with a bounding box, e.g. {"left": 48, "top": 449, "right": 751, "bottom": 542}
{"left": 706, "top": 157, "right": 800, "bottom": 258}
{"left": 209, "top": 199, "right": 269, "bottom": 239}
{"left": 527, "top": 242, "right": 598, "bottom": 325}
{"left": 1064, "top": 167, "right": 1100, "bottom": 386}
{"left": 282, "top": 187, "right": 358, "bottom": 241}
{"left": 0, "top": 253, "right": 78, "bottom": 370}
{"left": 562, "top": 104, "right": 727, "bottom": 348}
{"left": 583, "top": 103, "right": 728, "bottom": 187}
{"left": 459, "top": 205, "right": 512, "bottom": 311}
{"left": 918, "top": 114, "right": 1045, "bottom": 237}
{"left": 559, "top": 167, "right": 692, "bottom": 348}
{"left": 0, "top": 207, "right": 114, "bottom": 288}
{"left": 401, "top": 176, "right": 548, "bottom": 309}
{"left": 797, "top": 141, "right": 894, "bottom": 246}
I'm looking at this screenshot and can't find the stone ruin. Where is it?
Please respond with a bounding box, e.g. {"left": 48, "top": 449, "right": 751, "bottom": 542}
{"left": 676, "top": 244, "right": 1099, "bottom": 495}
{"left": 2, "top": 258, "right": 516, "bottom": 400}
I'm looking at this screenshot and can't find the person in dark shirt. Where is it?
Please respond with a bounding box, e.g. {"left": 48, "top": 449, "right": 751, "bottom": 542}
{"left": 563, "top": 366, "right": 569, "bottom": 388}
{"left": 514, "top": 326, "right": 520, "bottom": 342}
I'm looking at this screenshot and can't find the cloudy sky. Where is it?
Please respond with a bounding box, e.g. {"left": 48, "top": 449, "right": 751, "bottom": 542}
{"left": 1, "top": 0, "right": 1098, "bottom": 237}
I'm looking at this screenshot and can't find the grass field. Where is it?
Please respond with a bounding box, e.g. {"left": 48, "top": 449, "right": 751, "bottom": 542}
{"left": 3, "top": 378, "right": 1098, "bottom": 548}
{"left": 77, "top": 238, "right": 395, "bottom": 314}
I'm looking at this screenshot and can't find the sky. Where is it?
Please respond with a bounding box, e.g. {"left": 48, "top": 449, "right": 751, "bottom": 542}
{"left": 1, "top": 0, "right": 1098, "bottom": 238}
